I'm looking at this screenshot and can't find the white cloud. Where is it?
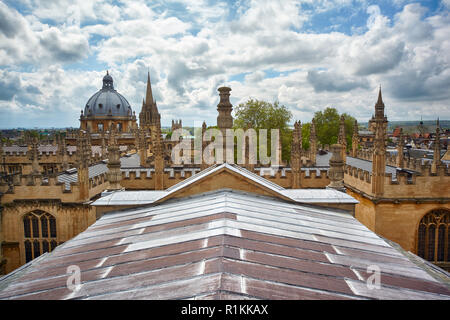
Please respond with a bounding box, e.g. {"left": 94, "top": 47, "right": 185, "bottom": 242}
{"left": 1, "top": 0, "right": 450, "bottom": 128}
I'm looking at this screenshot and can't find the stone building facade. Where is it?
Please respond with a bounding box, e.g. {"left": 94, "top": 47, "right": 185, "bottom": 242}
{"left": 344, "top": 89, "right": 450, "bottom": 271}
{"left": 1, "top": 75, "right": 449, "bottom": 275}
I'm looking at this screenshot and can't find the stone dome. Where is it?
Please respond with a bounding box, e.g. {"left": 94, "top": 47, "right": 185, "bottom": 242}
{"left": 84, "top": 72, "right": 133, "bottom": 118}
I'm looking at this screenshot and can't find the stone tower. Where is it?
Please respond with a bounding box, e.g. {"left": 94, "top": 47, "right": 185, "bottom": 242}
{"left": 172, "top": 119, "right": 182, "bottom": 132}
{"left": 370, "top": 87, "right": 388, "bottom": 197}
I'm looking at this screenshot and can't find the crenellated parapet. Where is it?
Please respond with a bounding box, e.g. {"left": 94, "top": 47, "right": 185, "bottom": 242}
{"left": 0, "top": 171, "right": 110, "bottom": 204}
{"left": 345, "top": 161, "right": 450, "bottom": 199}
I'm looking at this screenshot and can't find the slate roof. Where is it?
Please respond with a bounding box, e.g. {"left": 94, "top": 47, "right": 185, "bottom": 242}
{"left": 346, "top": 156, "right": 399, "bottom": 179}
{"left": 0, "top": 189, "right": 448, "bottom": 300}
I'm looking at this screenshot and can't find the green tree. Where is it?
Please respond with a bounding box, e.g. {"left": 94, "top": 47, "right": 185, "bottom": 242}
{"left": 233, "top": 99, "right": 293, "bottom": 162}
{"left": 313, "top": 107, "right": 356, "bottom": 149}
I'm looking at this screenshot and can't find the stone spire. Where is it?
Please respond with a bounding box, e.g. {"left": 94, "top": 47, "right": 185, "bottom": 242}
{"left": 291, "top": 121, "right": 302, "bottom": 188}
{"left": 431, "top": 118, "right": 442, "bottom": 174}
{"left": 338, "top": 115, "right": 347, "bottom": 161}
{"left": 309, "top": 118, "right": 317, "bottom": 165}
{"left": 352, "top": 119, "right": 359, "bottom": 158}
{"left": 370, "top": 87, "right": 388, "bottom": 197}
{"left": 145, "top": 71, "right": 154, "bottom": 105}
{"left": 139, "top": 71, "right": 161, "bottom": 131}
{"left": 375, "top": 85, "right": 385, "bottom": 118}
{"left": 106, "top": 125, "right": 122, "bottom": 190}
{"left": 396, "top": 128, "right": 404, "bottom": 168}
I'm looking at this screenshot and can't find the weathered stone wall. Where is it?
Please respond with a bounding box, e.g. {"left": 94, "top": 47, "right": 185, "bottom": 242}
{"left": 1, "top": 202, "right": 96, "bottom": 274}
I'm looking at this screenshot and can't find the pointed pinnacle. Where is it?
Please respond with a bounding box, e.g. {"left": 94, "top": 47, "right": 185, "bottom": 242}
{"left": 377, "top": 85, "right": 383, "bottom": 105}
{"left": 146, "top": 70, "right": 153, "bottom": 105}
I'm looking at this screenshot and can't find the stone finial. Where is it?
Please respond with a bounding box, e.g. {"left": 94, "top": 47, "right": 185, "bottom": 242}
{"left": 327, "top": 144, "right": 345, "bottom": 192}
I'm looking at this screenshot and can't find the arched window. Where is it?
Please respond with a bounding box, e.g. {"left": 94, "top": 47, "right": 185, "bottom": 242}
{"left": 23, "top": 211, "right": 58, "bottom": 263}
{"left": 417, "top": 209, "right": 449, "bottom": 269}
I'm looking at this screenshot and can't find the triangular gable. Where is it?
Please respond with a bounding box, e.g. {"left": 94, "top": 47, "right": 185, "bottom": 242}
{"left": 155, "top": 163, "right": 292, "bottom": 203}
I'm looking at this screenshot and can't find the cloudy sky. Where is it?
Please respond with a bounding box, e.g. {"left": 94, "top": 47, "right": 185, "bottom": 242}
{"left": 0, "top": 0, "right": 449, "bottom": 128}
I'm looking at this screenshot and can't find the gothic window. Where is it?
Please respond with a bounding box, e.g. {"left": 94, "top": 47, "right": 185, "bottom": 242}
{"left": 98, "top": 123, "right": 103, "bottom": 132}
{"left": 23, "top": 211, "right": 58, "bottom": 263}
{"left": 417, "top": 209, "right": 449, "bottom": 268}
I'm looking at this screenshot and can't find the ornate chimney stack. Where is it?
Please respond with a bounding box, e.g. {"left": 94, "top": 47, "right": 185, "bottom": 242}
{"left": 309, "top": 118, "right": 317, "bottom": 165}
{"left": 327, "top": 144, "right": 345, "bottom": 192}
{"left": 217, "top": 87, "right": 233, "bottom": 131}
{"left": 216, "top": 87, "right": 233, "bottom": 163}
{"left": 352, "top": 119, "right": 359, "bottom": 158}
{"left": 396, "top": 128, "right": 404, "bottom": 168}
{"left": 291, "top": 121, "right": 302, "bottom": 188}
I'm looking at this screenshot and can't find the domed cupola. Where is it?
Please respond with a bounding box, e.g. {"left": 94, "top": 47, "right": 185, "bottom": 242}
{"left": 80, "top": 71, "right": 137, "bottom": 133}
{"left": 83, "top": 71, "right": 133, "bottom": 119}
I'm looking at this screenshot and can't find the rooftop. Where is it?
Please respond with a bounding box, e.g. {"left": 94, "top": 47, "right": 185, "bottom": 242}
{"left": 0, "top": 189, "right": 448, "bottom": 300}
